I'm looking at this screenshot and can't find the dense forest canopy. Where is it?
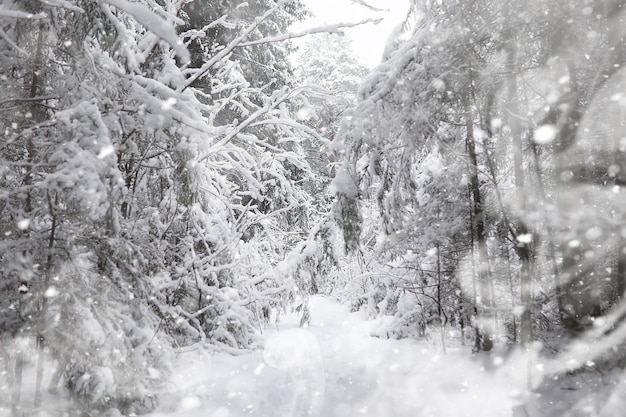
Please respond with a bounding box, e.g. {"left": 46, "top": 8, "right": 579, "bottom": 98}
{"left": 2, "top": 0, "right": 626, "bottom": 416}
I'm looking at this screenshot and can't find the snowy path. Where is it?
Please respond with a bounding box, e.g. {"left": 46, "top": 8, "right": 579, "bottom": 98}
{"left": 150, "top": 296, "right": 530, "bottom": 417}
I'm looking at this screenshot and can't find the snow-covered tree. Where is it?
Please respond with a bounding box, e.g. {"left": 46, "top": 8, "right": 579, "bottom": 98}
{"left": 0, "top": 0, "right": 355, "bottom": 413}
{"left": 333, "top": 0, "right": 626, "bottom": 352}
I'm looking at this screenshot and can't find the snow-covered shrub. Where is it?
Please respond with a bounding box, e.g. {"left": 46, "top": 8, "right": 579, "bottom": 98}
{"left": 42, "top": 261, "right": 172, "bottom": 415}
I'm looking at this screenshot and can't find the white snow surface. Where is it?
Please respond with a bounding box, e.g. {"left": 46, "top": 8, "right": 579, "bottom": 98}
{"left": 149, "top": 296, "right": 533, "bottom": 417}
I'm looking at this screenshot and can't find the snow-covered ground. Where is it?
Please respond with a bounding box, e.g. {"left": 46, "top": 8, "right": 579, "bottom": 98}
{"left": 4, "top": 295, "right": 615, "bottom": 416}
{"left": 150, "top": 295, "right": 535, "bottom": 417}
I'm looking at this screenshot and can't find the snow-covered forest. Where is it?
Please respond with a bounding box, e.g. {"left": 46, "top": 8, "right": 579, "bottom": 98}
{"left": 2, "top": 0, "right": 626, "bottom": 416}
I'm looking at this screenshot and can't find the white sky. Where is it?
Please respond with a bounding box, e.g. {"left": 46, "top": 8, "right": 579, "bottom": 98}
{"left": 293, "top": 0, "right": 410, "bottom": 68}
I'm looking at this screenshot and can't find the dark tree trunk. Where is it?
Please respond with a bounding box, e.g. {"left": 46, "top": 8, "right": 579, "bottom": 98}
{"left": 464, "top": 92, "right": 493, "bottom": 352}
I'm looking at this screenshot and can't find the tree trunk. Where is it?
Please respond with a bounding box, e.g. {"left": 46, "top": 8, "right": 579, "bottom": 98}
{"left": 464, "top": 91, "right": 493, "bottom": 352}
{"left": 34, "top": 192, "right": 58, "bottom": 409}
{"left": 12, "top": 351, "right": 23, "bottom": 417}
{"left": 505, "top": 26, "right": 533, "bottom": 351}
{"left": 436, "top": 241, "right": 447, "bottom": 354}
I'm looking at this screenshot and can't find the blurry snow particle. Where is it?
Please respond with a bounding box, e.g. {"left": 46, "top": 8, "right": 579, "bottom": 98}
{"left": 585, "top": 361, "right": 595, "bottom": 367}
{"left": 296, "top": 107, "right": 314, "bottom": 121}
{"left": 582, "top": 6, "right": 593, "bottom": 15}
{"left": 611, "top": 93, "right": 624, "bottom": 102}
{"left": 359, "top": 407, "right": 368, "bottom": 414}
{"left": 614, "top": 185, "right": 621, "bottom": 194}
{"left": 546, "top": 90, "right": 560, "bottom": 104}
{"left": 16, "top": 219, "right": 30, "bottom": 230}
{"left": 491, "top": 117, "right": 503, "bottom": 131}
{"left": 235, "top": 2, "right": 249, "bottom": 9}
{"left": 475, "top": 128, "right": 487, "bottom": 140}
{"left": 25, "top": 112, "right": 32, "bottom": 119}
{"left": 585, "top": 227, "right": 602, "bottom": 240}
{"left": 253, "top": 363, "right": 265, "bottom": 376}
{"left": 64, "top": 40, "right": 72, "bottom": 47}
{"left": 558, "top": 75, "right": 570, "bottom": 85}
{"left": 19, "top": 284, "right": 28, "bottom": 293}
{"left": 426, "top": 247, "right": 438, "bottom": 257}
{"left": 492, "top": 356, "right": 504, "bottom": 366}
{"left": 533, "top": 125, "right": 557, "bottom": 144}
{"left": 535, "top": 363, "right": 544, "bottom": 372}
{"left": 389, "top": 363, "right": 400, "bottom": 372}
{"left": 431, "top": 78, "right": 445, "bottom": 91}
{"left": 44, "top": 286, "right": 59, "bottom": 298}
{"left": 608, "top": 164, "right": 621, "bottom": 178}
{"left": 147, "top": 367, "right": 161, "bottom": 379}
{"left": 161, "top": 97, "right": 177, "bottom": 111}
{"left": 568, "top": 239, "right": 581, "bottom": 248}
{"left": 512, "top": 305, "right": 527, "bottom": 317}
{"left": 178, "top": 396, "right": 201, "bottom": 411}
{"left": 97, "top": 145, "right": 115, "bottom": 159}
{"left": 517, "top": 234, "right": 532, "bottom": 244}
{"left": 431, "top": 355, "right": 441, "bottom": 362}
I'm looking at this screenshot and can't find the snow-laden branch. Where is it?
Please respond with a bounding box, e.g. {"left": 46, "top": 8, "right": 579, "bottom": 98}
{"left": 183, "top": 0, "right": 293, "bottom": 91}
{"left": 37, "top": 0, "right": 83, "bottom": 12}
{"left": 101, "top": 0, "right": 190, "bottom": 64}
{"left": 248, "top": 118, "right": 331, "bottom": 148}
{"left": 198, "top": 85, "right": 311, "bottom": 161}
{"left": 0, "top": 96, "right": 57, "bottom": 107}
{"left": 181, "top": 15, "right": 234, "bottom": 45}
{"left": 0, "top": 8, "right": 47, "bottom": 19}
{"left": 236, "top": 18, "right": 384, "bottom": 47}
{"left": 351, "top": 0, "right": 388, "bottom": 12}
{"left": 0, "top": 27, "right": 26, "bottom": 56}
